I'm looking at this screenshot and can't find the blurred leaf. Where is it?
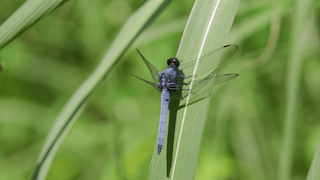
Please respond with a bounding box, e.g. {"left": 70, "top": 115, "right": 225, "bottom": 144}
{"left": 278, "top": 0, "right": 314, "bottom": 179}
{"left": 229, "top": 7, "right": 273, "bottom": 43}
{"left": 0, "top": 0, "right": 68, "bottom": 49}
{"left": 307, "top": 137, "right": 320, "bottom": 180}
{"left": 228, "top": 1, "right": 290, "bottom": 44}
{"left": 148, "top": 0, "right": 239, "bottom": 179}
{"left": 134, "top": 17, "right": 187, "bottom": 46}
{"left": 31, "top": 0, "right": 171, "bottom": 180}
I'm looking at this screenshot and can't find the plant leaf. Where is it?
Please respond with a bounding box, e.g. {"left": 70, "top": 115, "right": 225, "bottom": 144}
{"left": 31, "top": 0, "right": 171, "bottom": 180}
{"left": 278, "top": 0, "right": 313, "bottom": 179}
{"left": 148, "top": 0, "right": 239, "bottom": 179}
{"left": 307, "top": 137, "right": 320, "bottom": 180}
{"left": 0, "top": 0, "right": 68, "bottom": 49}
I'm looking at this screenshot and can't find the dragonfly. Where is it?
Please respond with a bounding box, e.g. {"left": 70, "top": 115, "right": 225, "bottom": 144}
{"left": 132, "top": 44, "right": 239, "bottom": 154}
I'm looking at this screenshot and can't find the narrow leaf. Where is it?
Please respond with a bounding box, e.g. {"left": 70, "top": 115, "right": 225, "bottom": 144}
{"left": 0, "top": 0, "right": 67, "bottom": 49}
{"left": 307, "top": 137, "right": 320, "bottom": 180}
{"left": 278, "top": 0, "right": 313, "bottom": 179}
{"left": 31, "top": 0, "right": 171, "bottom": 180}
{"left": 148, "top": 0, "right": 239, "bottom": 179}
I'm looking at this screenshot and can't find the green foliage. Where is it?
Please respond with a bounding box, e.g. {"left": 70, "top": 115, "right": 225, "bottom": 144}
{"left": 0, "top": 0, "right": 319, "bottom": 180}
{"left": 148, "top": 0, "right": 239, "bottom": 179}
{"left": 307, "top": 137, "right": 320, "bottom": 180}
{"left": 0, "top": 0, "right": 68, "bottom": 48}
{"left": 278, "top": 0, "right": 314, "bottom": 179}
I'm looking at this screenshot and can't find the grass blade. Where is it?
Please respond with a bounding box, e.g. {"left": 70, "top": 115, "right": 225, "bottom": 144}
{"left": 0, "top": 0, "right": 67, "bottom": 49}
{"left": 277, "top": 0, "right": 313, "bottom": 179}
{"left": 148, "top": 0, "right": 239, "bottom": 179}
{"left": 307, "top": 137, "right": 320, "bottom": 180}
{"left": 31, "top": 1, "right": 171, "bottom": 179}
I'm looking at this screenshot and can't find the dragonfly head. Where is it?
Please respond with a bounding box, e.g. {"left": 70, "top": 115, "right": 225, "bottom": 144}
{"left": 167, "top": 58, "right": 180, "bottom": 67}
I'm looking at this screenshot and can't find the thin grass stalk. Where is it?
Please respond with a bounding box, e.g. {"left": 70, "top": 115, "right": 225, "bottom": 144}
{"left": 278, "top": 0, "right": 313, "bottom": 179}
{"left": 0, "top": 0, "right": 68, "bottom": 49}
{"left": 31, "top": 1, "right": 171, "bottom": 179}
{"left": 307, "top": 137, "right": 320, "bottom": 180}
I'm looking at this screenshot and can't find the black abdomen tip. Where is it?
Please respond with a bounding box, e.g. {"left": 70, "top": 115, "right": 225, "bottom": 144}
{"left": 157, "top": 145, "right": 162, "bottom": 154}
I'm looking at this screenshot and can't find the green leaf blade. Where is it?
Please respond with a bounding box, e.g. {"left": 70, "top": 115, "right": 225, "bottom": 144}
{"left": 148, "top": 0, "right": 239, "bottom": 179}
{"left": 30, "top": 0, "right": 171, "bottom": 180}
{"left": 307, "top": 137, "right": 320, "bottom": 180}
{"left": 0, "top": 0, "right": 67, "bottom": 49}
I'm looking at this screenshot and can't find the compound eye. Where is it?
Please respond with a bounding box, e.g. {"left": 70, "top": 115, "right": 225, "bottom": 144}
{"left": 167, "top": 58, "right": 180, "bottom": 66}
{"left": 167, "top": 58, "right": 173, "bottom": 65}
{"left": 173, "top": 58, "right": 180, "bottom": 66}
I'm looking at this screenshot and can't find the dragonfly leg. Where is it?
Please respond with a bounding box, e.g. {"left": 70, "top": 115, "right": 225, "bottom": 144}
{"left": 171, "top": 88, "right": 189, "bottom": 91}
{"left": 184, "top": 75, "right": 196, "bottom": 79}
{"left": 167, "top": 83, "right": 182, "bottom": 89}
{"left": 179, "top": 73, "right": 196, "bottom": 80}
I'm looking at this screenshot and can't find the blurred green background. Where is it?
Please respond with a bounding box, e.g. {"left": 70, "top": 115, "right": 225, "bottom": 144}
{"left": 0, "top": 0, "right": 319, "bottom": 180}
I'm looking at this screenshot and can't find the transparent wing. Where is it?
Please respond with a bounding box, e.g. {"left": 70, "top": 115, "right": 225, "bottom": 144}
{"left": 136, "top": 49, "right": 160, "bottom": 82}
{"left": 179, "top": 44, "right": 238, "bottom": 76}
{"left": 176, "top": 73, "right": 238, "bottom": 108}
{"left": 132, "top": 45, "right": 239, "bottom": 107}
{"left": 181, "top": 73, "right": 239, "bottom": 99}
{"left": 176, "top": 44, "right": 239, "bottom": 105}
{"left": 130, "top": 74, "right": 160, "bottom": 92}
{"left": 193, "top": 73, "right": 239, "bottom": 91}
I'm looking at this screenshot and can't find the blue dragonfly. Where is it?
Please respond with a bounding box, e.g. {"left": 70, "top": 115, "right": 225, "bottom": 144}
{"left": 132, "top": 44, "right": 239, "bottom": 154}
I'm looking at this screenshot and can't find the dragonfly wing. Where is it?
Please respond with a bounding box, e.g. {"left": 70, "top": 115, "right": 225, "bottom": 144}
{"left": 179, "top": 44, "right": 238, "bottom": 76}
{"left": 136, "top": 49, "right": 160, "bottom": 82}
{"left": 212, "top": 73, "right": 239, "bottom": 85}
{"left": 130, "top": 74, "right": 160, "bottom": 91}
{"left": 181, "top": 73, "right": 239, "bottom": 100}
{"left": 178, "top": 92, "right": 211, "bottom": 109}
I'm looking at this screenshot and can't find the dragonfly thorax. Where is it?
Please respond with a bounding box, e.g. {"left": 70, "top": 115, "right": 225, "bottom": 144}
{"left": 158, "top": 67, "right": 179, "bottom": 94}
